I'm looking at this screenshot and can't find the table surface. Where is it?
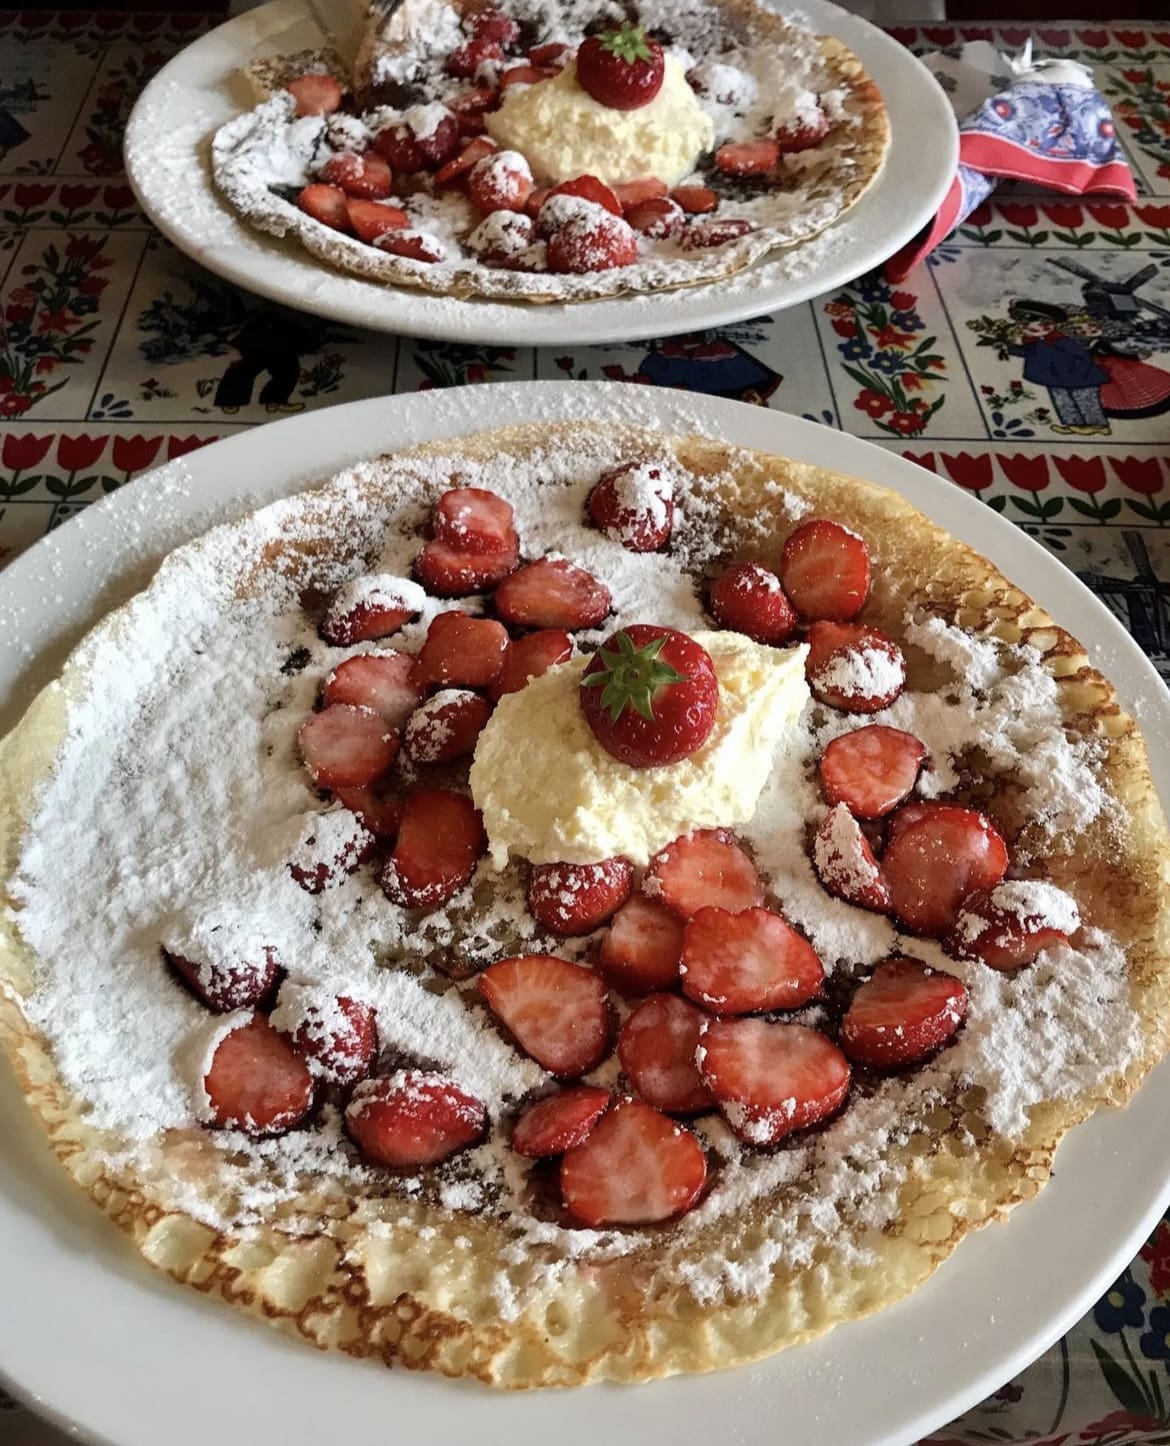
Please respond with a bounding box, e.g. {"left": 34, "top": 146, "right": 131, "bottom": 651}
{"left": 1, "top": 10, "right": 1169, "bottom": 1445}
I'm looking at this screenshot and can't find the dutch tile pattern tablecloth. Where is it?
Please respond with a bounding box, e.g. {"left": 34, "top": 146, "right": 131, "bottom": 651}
{"left": 1, "top": 11, "right": 1170, "bottom": 1444}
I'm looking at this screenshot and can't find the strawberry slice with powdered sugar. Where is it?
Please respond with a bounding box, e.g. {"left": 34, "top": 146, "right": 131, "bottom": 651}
{"left": 559, "top": 1097, "right": 706, "bottom": 1226}
{"left": 645, "top": 828, "right": 764, "bottom": 919}
{"left": 163, "top": 932, "right": 280, "bottom": 1014}
{"left": 805, "top": 621, "right": 906, "bottom": 712}
{"left": 346, "top": 198, "right": 410, "bottom": 246}
{"left": 298, "top": 183, "right": 350, "bottom": 232}
{"left": 776, "top": 109, "right": 830, "bottom": 153}
{"left": 287, "top": 73, "right": 343, "bottom": 117}
{"left": 884, "top": 799, "right": 947, "bottom": 851}
{"left": 819, "top": 725, "right": 927, "bottom": 819}
{"left": 495, "top": 558, "right": 612, "bottom": 630}
{"left": 709, "top": 560, "right": 797, "bottom": 645}
{"left": 272, "top": 984, "right": 378, "bottom": 1087}
{"left": 618, "top": 994, "right": 713, "bottom": 1114}
{"left": 477, "top": 954, "right": 611, "bottom": 1077}
{"left": 287, "top": 808, "right": 375, "bottom": 893}
{"left": 671, "top": 184, "right": 717, "bottom": 214}
{"left": 597, "top": 893, "right": 685, "bottom": 994}
{"left": 625, "top": 196, "right": 685, "bottom": 238}
{"left": 403, "top": 689, "right": 491, "bottom": 765}
{"left": 410, "top": 611, "right": 509, "bottom": 689}
{"left": 947, "top": 880, "right": 1079, "bottom": 969}
{"left": 432, "top": 486, "right": 515, "bottom": 555}
{"left": 332, "top": 786, "right": 403, "bottom": 840}
{"left": 414, "top": 534, "right": 519, "bottom": 596}
{"left": 380, "top": 788, "right": 486, "bottom": 908}
{"left": 320, "top": 574, "right": 425, "bottom": 646}
{"left": 346, "top": 1071, "right": 486, "bottom": 1166}
{"left": 812, "top": 803, "right": 892, "bottom": 912}
{"left": 543, "top": 175, "right": 623, "bottom": 219}
{"left": 435, "top": 135, "right": 497, "bottom": 188}
{"left": 319, "top": 151, "right": 393, "bottom": 199}
{"left": 680, "top": 905, "right": 824, "bottom": 1014}
{"left": 781, "top": 519, "right": 871, "bottom": 622}
{"left": 697, "top": 1018, "right": 851, "bottom": 1144}
{"left": 840, "top": 958, "right": 969, "bottom": 1069}
{"left": 715, "top": 138, "right": 779, "bottom": 175}
{"left": 468, "top": 149, "right": 533, "bottom": 215}
{"left": 488, "top": 629, "right": 573, "bottom": 700}
{"left": 526, "top": 858, "right": 634, "bottom": 937}
{"left": 323, "top": 651, "right": 422, "bottom": 728}
{"left": 612, "top": 177, "right": 667, "bottom": 210}
{"left": 679, "top": 219, "right": 753, "bottom": 249}
{"left": 299, "top": 704, "right": 399, "bottom": 789}
{"left": 511, "top": 1086, "right": 610, "bottom": 1158}
{"left": 883, "top": 804, "right": 1008, "bottom": 936}
{"left": 546, "top": 205, "right": 639, "bottom": 273}
{"left": 202, "top": 1013, "right": 315, "bottom": 1135}
{"left": 587, "top": 458, "right": 675, "bottom": 552}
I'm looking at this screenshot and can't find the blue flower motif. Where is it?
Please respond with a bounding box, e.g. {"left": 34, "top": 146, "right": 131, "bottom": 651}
{"left": 1096, "top": 1272, "right": 1146, "bottom": 1334}
{"left": 871, "top": 350, "right": 905, "bottom": 375}
{"left": 891, "top": 309, "right": 923, "bottom": 330}
{"left": 1140, "top": 1302, "right": 1170, "bottom": 1360}
{"left": 853, "top": 272, "right": 889, "bottom": 305}
{"left": 838, "top": 337, "right": 871, "bottom": 362}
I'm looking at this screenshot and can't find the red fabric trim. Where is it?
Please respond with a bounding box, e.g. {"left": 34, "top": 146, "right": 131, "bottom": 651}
{"left": 883, "top": 177, "right": 965, "bottom": 283}
{"left": 958, "top": 133, "right": 1137, "bottom": 199}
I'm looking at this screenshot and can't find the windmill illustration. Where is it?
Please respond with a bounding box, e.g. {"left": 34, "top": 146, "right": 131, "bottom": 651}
{"left": 1076, "top": 532, "right": 1170, "bottom": 664}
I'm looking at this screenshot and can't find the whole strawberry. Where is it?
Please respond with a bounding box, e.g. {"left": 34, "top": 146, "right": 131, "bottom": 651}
{"left": 580, "top": 625, "right": 718, "bottom": 768}
{"left": 577, "top": 23, "right": 665, "bottom": 111}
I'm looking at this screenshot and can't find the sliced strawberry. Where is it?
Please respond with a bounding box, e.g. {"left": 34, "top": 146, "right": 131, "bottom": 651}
{"left": 433, "top": 486, "right": 515, "bottom": 554}
{"left": 319, "top": 151, "right": 393, "bottom": 199}
{"left": 613, "top": 177, "right": 668, "bottom": 210}
{"left": 380, "top": 788, "right": 485, "bottom": 908}
{"left": 776, "top": 110, "right": 830, "bottom": 154}
{"left": 948, "top": 881, "right": 1079, "bottom": 970}
{"left": 465, "top": 6, "right": 520, "bottom": 44}
{"left": 812, "top": 804, "right": 891, "bottom": 913}
{"left": 715, "top": 138, "right": 779, "bottom": 175}
{"left": 320, "top": 574, "right": 424, "bottom": 645}
{"left": 414, "top": 533, "right": 519, "bottom": 596}
{"left": 447, "top": 35, "right": 504, "bottom": 77}
{"left": 546, "top": 175, "right": 623, "bottom": 217}
{"left": 468, "top": 149, "right": 533, "bottom": 215}
{"left": 288, "top": 808, "right": 375, "bottom": 893}
{"left": 646, "top": 828, "right": 764, "bottom": 920}
{"left": 547, "top": 209, "right": 638, "bottom": 273}
{"left": 883, "top": 805, "right": 1008, "bottom": 936}
{"left": 525, "top": 186, "right": 552, "bottom": 218}
{"left": 680, "top": 906, "right": 823, "bottom": 1015}
{"left": 467, "top": 210, "right": 537, "bottom": 267}
{"left": 411, "top": 111, "right": 459, "bottom": 168}
{"left": 435, "top": 135, "right": 497, "bottom": 188}
{"left": 346, "top": 1071, "right": 486, "bottom": 1166}
{"left": 163, "top": 939, "right": 280, "bottom": 1014}
{"left": 697, "top": 1018, "right": 850, "bottom": 1145}
{"left": 805, "top": 621, "right": 906, "bottom": 713}
{"left": 488, "top": 629, "right": 573, "bottom": 700}
{"left": 287, "top": 73, "right": 343, "bottom": 117}
{"left": 618, "top": 994, "right": 713, "bottom": 1114}
{"left": 403, "top": 688, "right": 491, "bottom": 764}
{"left": 527, "top": 858, "right": 633, "bottom": 937}
{"left": 373, "top": 123, "right": 425, "bottom": 173}
{"left": 560, "top": 1097, "right": 705, "bottom": 1226}
{"left": 671, "top": 184, "right": 718, "bottom": 214}
{"left": 323, "top": 651, "right": 423, "bottom": 729}
{"left": 203, "top": 1013, "right": 314, "bottom": 1135}
{"left": 477, "top": 954, "right": 610, "bottom": 1078}
{"left": 884, "top": 799, "right": 945, "bottom": 852}
{"left": 597, "top": 894, "right": 685, "bottom": 994}
{"left": 377, "top": 229, "right": 446, "bottom": 263}
{"left": 346, "top": 197, "right": 410, "bottom": 245}
{"left": 625, "top": 196, "right": 685, "bottom": 238}
{"left": 500, "top": 63, "right": 551, "bottom": 88}
{"left": 709, "top": 560, "right": 797, "bottom": 644}
{"left": 680, "top": 218, "right": 754, "bottom": 249}
{"left": 494, "top": 558, "right": 611, "bottom": 630}
{"left": 840, "top": 957, "right": 968, "bottom": 1069}
{"left": 780, "top": 519, "right": 871, "bottom": 622}
{"left": 332, "top": 786, "right": 404, "bottom": 839}
{"left": 299, "top": 704, "right": 398, "bottom": 789}
{"left": 274, "top": 987, "right": 378, "bottom": 1087}
{"left": 511, "top": 1086, "right": 610, "bottom": 1158}
{"left": 446, "top": 88, "right": 499, "bottom": 134}
{"left": 297, "top": 183, "right": 351, "bottom": 232}
{"left": 587, "top": 459, "right": 674, "bottom": 552}
{"left": 528, "top": 41, "right": 571, "bottom": 67}
{"left": 410, "top": 611, "right": 509, "bottom": 689}
{"left": 820, "top": 726, "right": 927, "bottom": 820}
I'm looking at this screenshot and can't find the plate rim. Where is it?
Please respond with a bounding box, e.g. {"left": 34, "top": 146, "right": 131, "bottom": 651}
{"left": 1, "top": 380, "right": 1168, "bottom": 1446}
{"left": 122, "top": 0, "right": 959, "bottom": 346}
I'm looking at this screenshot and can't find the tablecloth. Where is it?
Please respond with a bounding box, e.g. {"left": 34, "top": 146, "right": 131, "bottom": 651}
{"left": 0, "top": 11, "right": 1169, "bottom": 1444}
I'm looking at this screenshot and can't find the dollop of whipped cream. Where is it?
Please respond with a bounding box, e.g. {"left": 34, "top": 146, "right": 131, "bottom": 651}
{"left": 470, "top": 631, "right": 809, "bottom": 867}
{"left": 485, "top": 56, "right": 715, "bottom": 187}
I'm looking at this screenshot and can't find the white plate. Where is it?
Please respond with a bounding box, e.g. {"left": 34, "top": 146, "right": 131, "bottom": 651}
{"left": 2, "top": 382, "right": 1168, "bottom": 1446}
{"left": 123, "top": 0, "right": 958, "bottom": 347}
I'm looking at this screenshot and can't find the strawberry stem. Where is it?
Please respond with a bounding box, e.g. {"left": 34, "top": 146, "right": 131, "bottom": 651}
{"left": 599, "top": 22, "right": 655, "bottom": 64}
{"left": 581, "top": 630, "right": 687, "bottom": 722}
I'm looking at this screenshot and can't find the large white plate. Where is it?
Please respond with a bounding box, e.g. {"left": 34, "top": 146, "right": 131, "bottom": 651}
{"left": 2, "top": 382, "right": 1168, "bottom": 1446}
{"left": 123, "top": 0, "right": 958, "bottom": 347}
